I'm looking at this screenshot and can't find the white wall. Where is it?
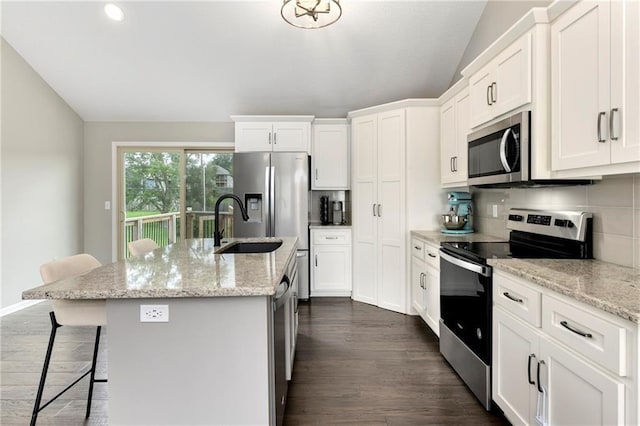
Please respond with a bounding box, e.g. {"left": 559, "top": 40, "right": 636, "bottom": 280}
{"left": 83, "top": 122, "right": 234, "bottom": 263}
{"left": 472, "top": 175, "right": 640, "bottom": 269}
{"left": 1, "top": 38, "right": 84, "bottom": 309}
{"left": 450, "top": 0, "right": 552, "bottom": 86}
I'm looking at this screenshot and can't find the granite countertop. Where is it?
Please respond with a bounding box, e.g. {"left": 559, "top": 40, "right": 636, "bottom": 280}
{"left": 488, "top": 258, "right": 640, "bottom": 324}
{"left": 22, "top": 237, "right": 297, "bottom": 300}
{"left": 309, "top": 224, "right": 352, "bottom": 229}
{"left": 411, "top": 230, "right": 505, "bottom": 245}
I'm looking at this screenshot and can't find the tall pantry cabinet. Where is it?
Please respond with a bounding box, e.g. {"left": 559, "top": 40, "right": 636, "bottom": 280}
{"left": 348, "top": 100, "right": 441, "bottom": 314}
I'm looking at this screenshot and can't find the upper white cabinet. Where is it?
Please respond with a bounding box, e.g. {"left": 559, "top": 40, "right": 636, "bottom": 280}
{"left": 349, "top": 100, "right": 440, "bottom": 315}
{"left": 231, "top": 116, "right": 313, "bottom": 153}
{"left": 468, "top": 32, "right": 532, "bottom": 129}
{"left": 440, "top": 82, "right": 470, "bottom": 187}
{"left": 311, "top": 119, "right": 350, "bottom": 190}
{"left": 550, "top": 0, "right": 640, "bottom": 174}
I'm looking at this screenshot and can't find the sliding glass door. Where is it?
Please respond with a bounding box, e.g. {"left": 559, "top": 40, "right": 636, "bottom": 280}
{"left": 117, "top": 148, "right": 233, "bottom": 259}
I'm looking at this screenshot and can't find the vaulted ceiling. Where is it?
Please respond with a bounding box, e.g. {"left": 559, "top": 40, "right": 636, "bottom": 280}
{"left": 1, "top": 1, "right": 487, "bottom": 121}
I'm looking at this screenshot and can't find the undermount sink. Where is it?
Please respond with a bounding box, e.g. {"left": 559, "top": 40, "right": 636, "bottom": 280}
{"left": 216, "top": 241, "right": 283, "bottom": 254}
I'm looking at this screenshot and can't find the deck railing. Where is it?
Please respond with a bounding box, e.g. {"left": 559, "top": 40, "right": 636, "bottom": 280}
{"left": 125, "top": 211, "right": 234, "bottom": 257}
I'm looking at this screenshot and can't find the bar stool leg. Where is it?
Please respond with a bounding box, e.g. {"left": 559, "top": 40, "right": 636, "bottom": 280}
{"left": 31, "top": 312, "right": 60, "bottom": 426}
{"left": 85, "top": 325, "right": 102, "bottom": 419}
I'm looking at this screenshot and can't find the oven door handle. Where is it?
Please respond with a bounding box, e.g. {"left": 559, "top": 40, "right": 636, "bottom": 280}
{"left": 440, "top": 250, "right": 492, "bottom": 277}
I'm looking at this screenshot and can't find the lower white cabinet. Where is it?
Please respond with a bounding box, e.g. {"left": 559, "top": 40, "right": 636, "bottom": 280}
{"left": 492, "top": 270, "right": 636, "bottom": 426}
{"left": 410, "top": 236, "right": 440, "bottom": 336}
{"left": 310, "top": 228, "right": 352, "bottom": 297}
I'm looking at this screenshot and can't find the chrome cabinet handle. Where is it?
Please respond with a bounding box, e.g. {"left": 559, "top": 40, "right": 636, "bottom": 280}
{"left": 268, "top": 132, "right": 272, "bottom": 144}
{"left": 273, "top": 133, "right": 277, "bottom": 144}
{"left": 503, "top": 292, "right": 523, "bottom": 303}
{"left": 419, "top": 272, "right": 424, "bottom": 288}
{"left": 597, "top": 112, "right": 606, "bottom": 143}
{"left": 372, "top": 204, "right": 377, "bottom": 217}
{"left": 325, "top": 236, "right": 338, "bottom": 240}
{"left": 314, "top": 254, "right": 318, "bottom": 267}
{"left": 610, "top": 108, "right": 619, "bottom": 141}
{"left": 528, "top": 354, "right": 536, "bottom": 385}
{"left": 537, "top": 360, "right": 545, "bottom": 393}
{"left": 315, "top": 168, "right": 318, "bottom": 180}
{"left": 377, "top": 204, "right": 382, "bottom": 217}
{"left": 486, "top": 85, "right": 492, "bottom": 105}
{"left": 491, "top": 82, "right": 497, "bottom": 103}
{"left": 450, "top": 157, "right": 454, "bottom": 172}
{"left": 560, "top": 320, "right": 593, "bottom": 338}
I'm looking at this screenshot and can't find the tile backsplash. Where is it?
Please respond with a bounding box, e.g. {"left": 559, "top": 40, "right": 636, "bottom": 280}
{"left": 471, "top": 174, "right": 640, "bottom": 269}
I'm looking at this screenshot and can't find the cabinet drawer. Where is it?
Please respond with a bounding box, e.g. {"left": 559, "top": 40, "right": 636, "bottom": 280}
{"left": 494, "top": 272, "right": 541, "bottom": 327}
{"left": 411, "top": 238, "right": 425, "bottom": 260}
{"left": 423, "top": 242, "right": 439, "bottom": 270}
{"left": 312, "top": 229, "right": 351, "bottom": 245}
{"left": 542, "top": 294, "right": 627, "bottom": 377}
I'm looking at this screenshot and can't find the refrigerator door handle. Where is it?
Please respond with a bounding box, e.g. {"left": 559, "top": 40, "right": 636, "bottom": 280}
{"left": 265, "top": 166, "right": 271, "bottom": 235}
{"left": 270, "top": 166, "right": 276, "bottom": 237}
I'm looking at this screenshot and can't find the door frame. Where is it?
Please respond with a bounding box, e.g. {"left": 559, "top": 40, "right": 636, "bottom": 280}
{"left": 111, "top": 141, "right": 234, "bottom": 262}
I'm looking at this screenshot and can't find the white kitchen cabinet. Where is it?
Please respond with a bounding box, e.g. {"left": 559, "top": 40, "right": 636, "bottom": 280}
{"left": 550, "top": 0, "right": 640, "bottom": 174}
{"left": 310, "top": 228, "right": 352, "bottom": 297}
{"left": 311, "top": 120, "right": 349, "bottom": 190}
{"left": 492, "top": 270, "right": 636, "bottom": 426}
{"left": 468, "top": 32, "right": 532, "bottom": 129}
{"left": 350, "top": 101, "right": 440, "bottom": 315}
{"left": 231, "top": 116, "right": 313, "bottom": 153}
{"left": 410, "top": 236, "right": 440, "bottom": 336}
{"left": 440, "top": 84, "right": 470, "bottom": 187}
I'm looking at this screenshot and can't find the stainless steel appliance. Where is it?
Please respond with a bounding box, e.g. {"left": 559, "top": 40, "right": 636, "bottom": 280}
{"left": 332, "top": 201, "right": 343, "bottom": 225}
{"left": 233, "top": 152, "right": 310, "bottom": 300}
{"left": 439, "top": 209, "right": 593, "bottom": 410}
{"left": 272, "top": 274, "right": 292, "bottom": 426}
{"left": 467, "top": 111, "right": 591, "bottom": 188}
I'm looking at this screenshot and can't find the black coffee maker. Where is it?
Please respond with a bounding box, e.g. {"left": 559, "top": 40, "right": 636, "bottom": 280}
{"left": 320, "top": 196, "right": 330, "bottom": 225}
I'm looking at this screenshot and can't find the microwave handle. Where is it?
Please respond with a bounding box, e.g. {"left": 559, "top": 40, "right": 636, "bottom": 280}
{"left": 499, "top": 128, "right": 520, "bottom": 173}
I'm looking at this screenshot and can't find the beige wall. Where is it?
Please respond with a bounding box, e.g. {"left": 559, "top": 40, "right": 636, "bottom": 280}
{"left": 450, "top": 0, "right": 552, "bottom": 86}
{"left": 1, "top": 38, "right": 84, "bottom": 309}
{"left": 83, "top": 122, "right": 234, "bottom": 263}
{"left": 472, "top": 175, "right": 640, "bottom": 269}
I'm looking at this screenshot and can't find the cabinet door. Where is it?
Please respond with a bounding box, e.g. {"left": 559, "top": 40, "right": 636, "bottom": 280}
{"left": 311, "top": 245, "right": 351, "bottom": 297}
{"left": 469, "top": 64, "right": 495, "bottom": 128}
{"left": 235, "top": 122, "right": 273, "bottom": 152}
{"left": 377, "top": 109, "right": 406, "bottom": 314}
{"left": 440, "top": 98, "right": 458, "bottom": 184}
{"left": 493, "top": 32, "right": 532, "bottom": 119}
{"left": 610, "top": 0, "right": 640, "bottom": 164}
{"left": 454, "top": 91, "right": 470, "bottom": 183}
{"left": 351, "top": 115, "right": 378, "bottom": 305}
{"left": 493, "top": 308, "right": 540, "bottom": 426}
{"left": 540, "top": 337, "right": 625, "bottom": 426}
{"left": 272, "top": 122, "right": 309, "bottom": 152}
{"left": 411, "top": 257, "right": 426, "bottom": 317}
{"left": 423, "top": 264, "right": 440, "bottom": 337}
{"left": 551, "top": 1, "right": 611, "bottom": 170}
{"left": 312, "top": 124, "right": 349, "bottom": 189}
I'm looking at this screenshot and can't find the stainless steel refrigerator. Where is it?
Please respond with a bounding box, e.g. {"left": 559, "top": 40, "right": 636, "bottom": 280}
{"left": 232, "top": 152, "right": 310, "bottom": 300}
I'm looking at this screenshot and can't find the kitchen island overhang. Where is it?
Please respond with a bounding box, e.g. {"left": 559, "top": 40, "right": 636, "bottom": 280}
{"left": 22, "top": 237, "right": 298, "bottom": 425}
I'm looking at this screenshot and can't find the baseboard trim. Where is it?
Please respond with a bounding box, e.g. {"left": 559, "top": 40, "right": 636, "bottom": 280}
{"left": 0, "top": 299, "right": 44, "bottom": 317}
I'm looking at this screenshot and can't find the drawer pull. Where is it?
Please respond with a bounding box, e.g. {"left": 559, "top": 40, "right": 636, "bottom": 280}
{"left": 427, "top": 253, "right": 436, "bottom": 258}
{"left": 527, "top": 354, "right": 536, "bottom": 385}
{"left": 560, "top": 320, "right": 593, "bottom": 339}
{"left": 503, "top": 292, "right": 523, "bottom": 303}
{"left": 414, "top": 245, "right": 422, "bottom": 250}
{"left": 325, "top": 236, "right": 339, "bottom": 240}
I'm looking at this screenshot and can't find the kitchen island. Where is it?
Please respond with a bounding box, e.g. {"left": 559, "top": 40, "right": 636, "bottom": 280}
{"left": 22, "top": 237, "right": 298, "bottom": 425}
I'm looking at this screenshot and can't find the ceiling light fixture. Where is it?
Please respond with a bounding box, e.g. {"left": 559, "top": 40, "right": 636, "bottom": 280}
{"left": 281, "top": 0, "right": 342, "bottom": 29}
{"left": 104, "top": 3, "right": 124, "bottom": 22}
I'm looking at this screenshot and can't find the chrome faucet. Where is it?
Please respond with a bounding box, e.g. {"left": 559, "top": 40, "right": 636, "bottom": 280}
{"left": 214, "top": 194, "right": 250, "bottom": 247}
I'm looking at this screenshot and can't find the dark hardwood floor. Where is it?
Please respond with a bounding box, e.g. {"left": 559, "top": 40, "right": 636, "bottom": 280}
{"left": 1, "top": 299, "right": 508, "bottom": 425}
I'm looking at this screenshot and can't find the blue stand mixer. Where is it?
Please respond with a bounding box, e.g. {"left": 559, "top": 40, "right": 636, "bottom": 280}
{"left": 441, "top": 191, "right": 474, "bottom": 234}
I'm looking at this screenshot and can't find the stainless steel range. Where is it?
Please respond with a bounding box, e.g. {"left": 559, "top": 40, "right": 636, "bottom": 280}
{"left": 438, "top": 209, "right": 593, "bottom": 410}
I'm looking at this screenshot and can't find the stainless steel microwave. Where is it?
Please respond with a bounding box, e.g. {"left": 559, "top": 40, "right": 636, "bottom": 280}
{"left": 467, "top": 111, "right": 530, "bottom": 186}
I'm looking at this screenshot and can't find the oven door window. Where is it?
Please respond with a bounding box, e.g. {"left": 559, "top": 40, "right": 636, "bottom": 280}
{"left": 440, "top": 255, "right": 491, "bottom": 364}
{"left": 468, "top": 124, "right": 521, "bottom": 178}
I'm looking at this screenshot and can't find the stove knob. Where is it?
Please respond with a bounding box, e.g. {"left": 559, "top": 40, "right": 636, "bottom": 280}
{"left": 476, "top": 328, "right": 482, "bottom": 340}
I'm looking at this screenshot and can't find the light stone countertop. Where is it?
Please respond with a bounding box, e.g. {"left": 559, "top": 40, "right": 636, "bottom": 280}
{"left": 309, "top": 224, "right": 352, "bottom": 229}
{"left": 411, "top": 230, "right": 505, "bottom": 245}
{"left": 488, "top": 258, "right": 640, "bottom": 324}
{"left": 22, "top": 237, "right": 297, "bottom": 300}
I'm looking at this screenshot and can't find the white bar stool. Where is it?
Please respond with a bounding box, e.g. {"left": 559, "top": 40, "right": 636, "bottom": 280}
{"left": 31, "top": 254, "right": 106, "bottom": 426}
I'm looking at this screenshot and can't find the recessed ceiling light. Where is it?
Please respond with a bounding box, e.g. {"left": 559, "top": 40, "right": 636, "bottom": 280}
{"left": 104, "top": 3, "right": 124, "bottom": 22}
